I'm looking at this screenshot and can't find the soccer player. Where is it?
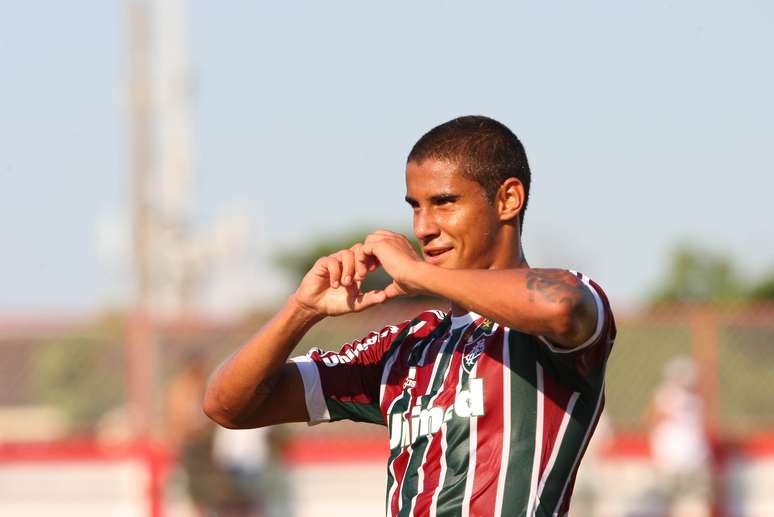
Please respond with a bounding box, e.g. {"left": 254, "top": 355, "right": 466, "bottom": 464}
{"left": 203, "top": 115, "right": 616, "bottom": 516}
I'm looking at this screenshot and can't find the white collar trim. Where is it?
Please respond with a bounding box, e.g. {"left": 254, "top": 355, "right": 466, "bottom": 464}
{"left": 450, "top": 311, "right": 482, "bottom": 329}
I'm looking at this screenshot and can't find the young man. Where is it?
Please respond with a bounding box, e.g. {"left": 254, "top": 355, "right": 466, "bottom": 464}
{"left": 204, "top": 115, "right": 616, "bottom": 516}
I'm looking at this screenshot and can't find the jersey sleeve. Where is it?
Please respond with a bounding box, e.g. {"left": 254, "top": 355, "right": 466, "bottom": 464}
{"left": 290, "top": 320, "right": 413, "bottom": 426}
{"left": 537, "top": 271, "right": 616, "bottom": 381}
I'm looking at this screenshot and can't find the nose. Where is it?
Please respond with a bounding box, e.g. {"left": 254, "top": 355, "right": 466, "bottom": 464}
{"left": 413, "top": 209, "right": 440, "bottom": 244}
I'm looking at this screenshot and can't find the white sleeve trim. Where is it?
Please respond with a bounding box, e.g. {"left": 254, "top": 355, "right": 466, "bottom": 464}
{"left": 290, "top": 356, "right": 330, "bottom": 425}
{"left": 538, "top": 273, "right": 605, "bottom": 355}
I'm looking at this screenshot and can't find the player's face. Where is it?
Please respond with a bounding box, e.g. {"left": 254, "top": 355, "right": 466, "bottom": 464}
{"left": 405, "top": 159, "right": 502, "bottom": 270}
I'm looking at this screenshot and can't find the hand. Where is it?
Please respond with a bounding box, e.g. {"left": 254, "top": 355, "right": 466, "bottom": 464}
{"left": 292, "top": 243, "right": 388, "bottom": 317}
{"left": 362, "top": 230, "right": 425, "bottom": 298}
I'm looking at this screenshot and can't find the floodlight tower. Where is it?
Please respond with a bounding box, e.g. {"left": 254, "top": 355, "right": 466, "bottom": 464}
{"left": 126, "top": 0, "right": 250, "bottom": 444}
{"left": 153, "top": 0, "right": 197, "bottom": 318}
{"left": 126, "top": 0, "right": 198, "bottom": 447}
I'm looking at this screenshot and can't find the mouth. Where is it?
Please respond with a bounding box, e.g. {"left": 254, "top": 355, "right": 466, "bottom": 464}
{"left": 423, "top": 246, "right": 453, "bottom": 264}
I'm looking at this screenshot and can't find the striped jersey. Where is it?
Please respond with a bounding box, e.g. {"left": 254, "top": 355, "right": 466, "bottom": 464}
{"left": 292, "top": 271, "right": 616, "bottom": 517}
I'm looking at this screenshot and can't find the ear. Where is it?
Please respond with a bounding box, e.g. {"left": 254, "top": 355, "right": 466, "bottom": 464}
{"left": 496, "top": 178, "right": 525, "bottom": 223}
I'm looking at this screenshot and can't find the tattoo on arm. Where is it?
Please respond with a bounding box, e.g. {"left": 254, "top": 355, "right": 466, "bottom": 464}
{"left": 526, "top": 270, "right": 597, "bottom": 343}
{"left": 525, "top": 270, "right": 582, "bottom": 306}
{"left": 253, "top": 370, "right": 282, "bottom": 407}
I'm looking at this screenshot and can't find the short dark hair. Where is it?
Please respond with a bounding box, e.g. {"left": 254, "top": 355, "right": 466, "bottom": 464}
{"left": 407, "top": 115, "right": 531, "bottom": 231}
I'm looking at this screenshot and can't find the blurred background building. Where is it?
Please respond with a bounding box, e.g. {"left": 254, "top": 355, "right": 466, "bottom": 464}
{"left": 1, "top": 1, "right": 772, "bottom": 516}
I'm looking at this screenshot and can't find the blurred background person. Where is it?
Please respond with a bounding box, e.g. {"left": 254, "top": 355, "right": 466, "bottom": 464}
{"left": 213, "top": 426, "right": 295, "bottom": 517}
{"left": 647, "top": 355, "right": 712, "bottom": 517}
{"left": 212, "top": 427, "right": 267, "bottom": 517}
{"left": 164, "top": 351, "right": 218, "bottom": 516}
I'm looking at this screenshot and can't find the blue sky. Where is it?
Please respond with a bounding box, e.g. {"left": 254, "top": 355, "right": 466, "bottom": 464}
{"left": 1, "top": 1, "right": 772, "bottom": 313}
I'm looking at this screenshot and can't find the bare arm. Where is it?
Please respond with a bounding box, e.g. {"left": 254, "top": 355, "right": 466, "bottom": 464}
{"left": 203, "top": 246, "right": 388, "bottom": 428}
{"left": 411, "top": 266, "right": 598, "bottom": 348}
{"left": 361, "top": 231, "right": 600, "bottom": 349}
{"left": 202, "top": 297, "right": 321, "bottom": 428}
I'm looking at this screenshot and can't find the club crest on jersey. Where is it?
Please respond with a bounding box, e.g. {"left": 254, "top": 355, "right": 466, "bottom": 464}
{"left": 480, "top": 318, "right": 495, "bottom": 333}
{"left": 462, "top": 337, "right": 487, "bottom": 374}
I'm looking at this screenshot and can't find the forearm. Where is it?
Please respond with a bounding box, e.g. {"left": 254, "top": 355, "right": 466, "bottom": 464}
{"left": 411, "top": 264, "right": 595, "bottom": 345}
{"left": 203, "top": 295, "right": 323, "bottom": 425}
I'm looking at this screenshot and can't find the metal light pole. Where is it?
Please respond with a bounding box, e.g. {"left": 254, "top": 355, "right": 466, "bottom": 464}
{"left": 127, "top": 0, "right": 155, "bottom": 440}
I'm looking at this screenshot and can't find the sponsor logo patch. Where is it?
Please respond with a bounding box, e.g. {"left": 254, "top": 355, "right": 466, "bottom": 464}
{"left": 389, "top": 378, "right": 485, "bottom": 449}
{"left": 318, "top": 324, "right": 405, "bottom": 367}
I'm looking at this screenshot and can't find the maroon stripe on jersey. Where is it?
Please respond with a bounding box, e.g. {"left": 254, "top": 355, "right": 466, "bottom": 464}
{"left": 379, "top": 314, "right": 441, "bottom": 416}
{"left": 389, "top": 440, "right": 412, "bottom": 516}
{"left": 410, "top": 330, "right": 469, "bottom": 516}
{"left": 467, "top": 327, "right": 506, "bottom": 516}
{"left": 381, "top": 367, "right": 405, "bottom": 416}
{"left": 538, "top": 369, "right": 576, "bottom": 478}
{"left": 317, "top": 320, "right": 413, "bottom": 406}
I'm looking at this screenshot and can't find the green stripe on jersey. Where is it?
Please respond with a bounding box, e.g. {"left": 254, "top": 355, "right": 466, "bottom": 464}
{"left": 326, "top": 398, "right": 384, "bottom": 424}
{"left": 497, "top": 330, "right": 540, "bottom": 517}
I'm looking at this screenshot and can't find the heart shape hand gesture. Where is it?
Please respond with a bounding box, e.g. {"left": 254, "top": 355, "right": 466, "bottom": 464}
{"left": 293, "top": 230, "right": 425, "bottom": 317}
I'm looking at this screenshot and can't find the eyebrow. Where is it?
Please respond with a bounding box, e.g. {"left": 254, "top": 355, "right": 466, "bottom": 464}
{"left": 404, "top": 193, "right": 460, "bottom": 206}
{"left": 430, "top": 194, "right": 460, "bottom": 203}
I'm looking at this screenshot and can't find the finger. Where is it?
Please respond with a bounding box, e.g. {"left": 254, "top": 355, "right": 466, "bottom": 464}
{"left": 352, "top": 289, "right": 388, "bottom": 311}
{"left": 371, "top": 229, "right": 400, "bottom": 241}
{"left": 361, "top": 241, "right": 376, "bottom": 257}
{"left": 366, "top": 255, "right": 380, "bottom": 272}
{"left": 351, "top": 243, "right": 368, "bottom": 280}
{"left": 363, "top": 233, "right": 384, "bottom": 246}
{"left": 359, "top": 243, "right": 377, "bottom": 269}
{"left": 338, "top": 249, "right": 355, "bottom": 286}
{"left": 324, "top": 255, "right": 342, "bottom": 288}
{"left": 383, "top": 281, "right": 406, "bottom": 299}
{"left": 312, "top": 256, "right": 329, "bottom": 276}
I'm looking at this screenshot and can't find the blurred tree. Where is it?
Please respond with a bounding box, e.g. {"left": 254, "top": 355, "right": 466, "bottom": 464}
{"left": 649, "top": 245, "right": 745, "bottom": 304}
{"left": 748, "top": 272, "right": 774, "bottom": 300}
{"left": 276, "top": 228, "right": 421, "bottom": 293}
{"left": 33, "top": 319, "right": 124, "bottom": 434}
